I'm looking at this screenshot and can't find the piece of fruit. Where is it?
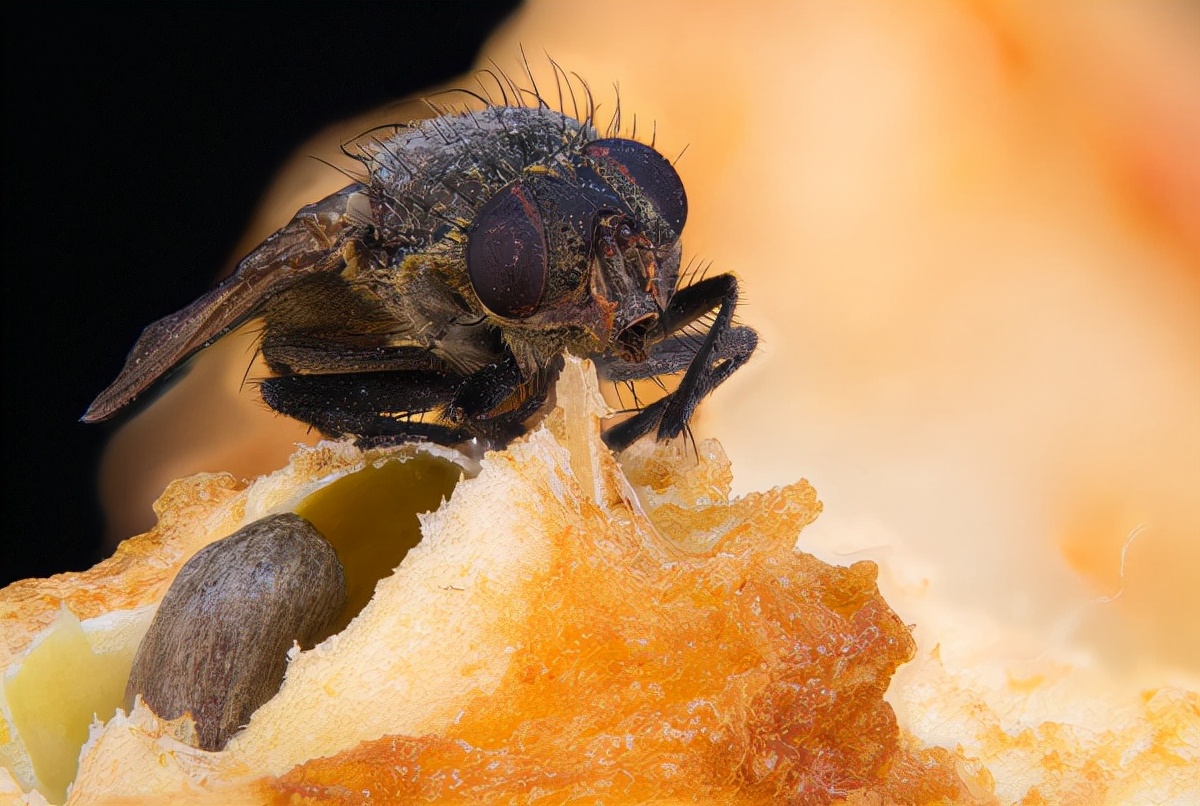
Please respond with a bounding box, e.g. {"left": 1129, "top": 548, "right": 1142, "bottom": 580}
{"left": 4, "top": 359, "right": 1197, "bottom": 804}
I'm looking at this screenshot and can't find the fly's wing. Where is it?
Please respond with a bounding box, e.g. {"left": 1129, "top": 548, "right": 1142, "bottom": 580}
{"left": 82, "top": 184, "right": 367, "bottom": 422}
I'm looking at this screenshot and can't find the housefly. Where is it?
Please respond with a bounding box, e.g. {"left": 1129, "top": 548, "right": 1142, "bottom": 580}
{"left": 84, "top": 83, "right": 758, "bottom": 451}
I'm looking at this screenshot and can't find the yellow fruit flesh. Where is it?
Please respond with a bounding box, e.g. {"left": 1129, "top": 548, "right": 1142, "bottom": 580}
{"left": 3, "top": 610, "right": 144, "bottom": 803}
{"left": 294, "top": 455, "right": 463, "bottom": 635}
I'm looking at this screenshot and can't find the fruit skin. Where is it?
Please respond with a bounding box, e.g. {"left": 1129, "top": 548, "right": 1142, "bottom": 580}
{"left": 125, "top": 514, "right": 346, "bottom": 751}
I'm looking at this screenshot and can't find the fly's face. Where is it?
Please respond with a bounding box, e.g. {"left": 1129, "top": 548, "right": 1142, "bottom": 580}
{"left": 464, "top": 137, "right": 688, "bottom": 364}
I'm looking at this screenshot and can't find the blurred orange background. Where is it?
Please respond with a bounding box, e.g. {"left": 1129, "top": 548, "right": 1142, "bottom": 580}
{"left": 100, "top": 1, "right": 1199, "bottom": 677}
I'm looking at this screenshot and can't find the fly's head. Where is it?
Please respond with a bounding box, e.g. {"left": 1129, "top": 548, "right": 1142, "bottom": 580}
{"left": 463, "top": 137, "right": 687, "bottom": 364}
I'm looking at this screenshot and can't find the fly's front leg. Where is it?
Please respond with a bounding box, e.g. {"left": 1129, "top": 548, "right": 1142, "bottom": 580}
{"left": 657, "top": 274, "right": 757, "bottom": 439}
{"left": 600, "top": 274, "right": 758, "bottom": 451}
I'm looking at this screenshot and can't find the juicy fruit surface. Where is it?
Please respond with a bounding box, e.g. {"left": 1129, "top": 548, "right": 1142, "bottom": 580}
{"left": 61, "top": 360, "right": 967, "bottom": 803}
{"left": 5, "top": 361, "right": 1198, "bottom": 803}
{"left": 267, "top": 473, "right": 958, "bottom": 803}
{"left": 246, "top": 420, "right": 963, "bottom": 803}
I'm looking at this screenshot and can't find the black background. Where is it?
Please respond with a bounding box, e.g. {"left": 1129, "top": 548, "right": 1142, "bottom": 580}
{"left": 2, "top": 2, "right": 522, "bottom": 586}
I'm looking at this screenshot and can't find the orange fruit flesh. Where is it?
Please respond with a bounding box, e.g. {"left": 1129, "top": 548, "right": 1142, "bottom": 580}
{"left": 262, "top": 463, "right": 962, "bottom": 802}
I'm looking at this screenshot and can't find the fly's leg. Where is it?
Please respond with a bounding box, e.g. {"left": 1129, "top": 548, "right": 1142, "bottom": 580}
{"left": 261, "top": 340, "right": 450, "bottom": 376}
{"left": 656, "top": 274, "right": 758, "bottom": 438}
{"left": 258, "top": 341, "right": 468, "bottom": 442}
{"left": 599, "top": 274, "right": 758, "bottom": 451}
{"left": 447, "top": 352, "right": 564, "bottom": 448}
{"left": 258, "top": 343, "right": 559, "bottom": 448}
{"left": 446, "top": 351, "right": 523, "bottom": 422}
{"left": 598, "top": 333, "right": 715, "bottom": 382}
{"left": 260, "top": 369, "right": 467, "bottom": 444}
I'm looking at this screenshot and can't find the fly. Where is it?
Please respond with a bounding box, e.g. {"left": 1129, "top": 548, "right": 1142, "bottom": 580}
{"left": 83, "top": 76, "right": 758, "bottom": 452}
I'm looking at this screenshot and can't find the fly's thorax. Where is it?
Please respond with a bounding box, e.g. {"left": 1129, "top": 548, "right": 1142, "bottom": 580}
{"left": 355, "top": 107, "right": 595, "bottom": 248}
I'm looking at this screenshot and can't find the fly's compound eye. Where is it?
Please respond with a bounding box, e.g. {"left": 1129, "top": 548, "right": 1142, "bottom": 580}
{"left": 583, "top": 138, "right": 688, "bottom": 237}
{"left": 466, "top": 183, "right": 548, "bottom": 319}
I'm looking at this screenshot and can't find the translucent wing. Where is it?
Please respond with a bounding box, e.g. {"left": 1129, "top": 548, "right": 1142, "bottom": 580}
{"left": 83, "top": 184, "right": 365, "bottom": 422}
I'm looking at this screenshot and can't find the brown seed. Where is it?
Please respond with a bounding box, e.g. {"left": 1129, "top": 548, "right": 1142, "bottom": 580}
{"left": 125, "top": 513, "right": 346, "bottom": 750}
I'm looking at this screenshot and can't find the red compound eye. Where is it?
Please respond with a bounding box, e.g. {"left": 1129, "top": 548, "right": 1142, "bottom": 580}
{"left": 583, "top": 138, "right": 688, "bottom": 237}
{"left": 466, "top": 182, "right": 548, "bottom": 319}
